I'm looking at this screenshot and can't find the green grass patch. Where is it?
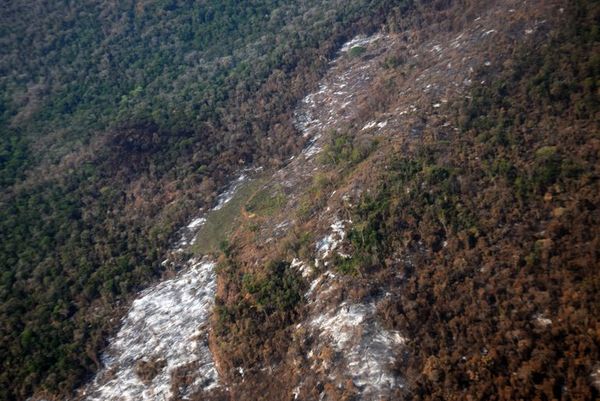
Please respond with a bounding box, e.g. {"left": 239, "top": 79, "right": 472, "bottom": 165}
{"left": 191, "top": 177, "right": 265, "bottom": 255}
{"left": 349, "top": 45, "right": 367, "bottom": 57}
{"left": 245, "top": 185, "right": 286, "bottom": 217}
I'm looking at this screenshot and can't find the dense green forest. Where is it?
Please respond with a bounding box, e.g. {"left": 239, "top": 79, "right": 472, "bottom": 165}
{"left": 0, "top": 1, "right": 411, "bottom": 400}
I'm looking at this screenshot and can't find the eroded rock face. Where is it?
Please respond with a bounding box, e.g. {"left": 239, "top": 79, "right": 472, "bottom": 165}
{"left": 286, "top": 218, "right": 406, "bottom": 401}
{"left": 81, "top": 259, "right": 219, "bottom": 401}
{"left": 305, "top": 289, "right": 407, "bottom": 399}
{"left": 78, "top": 171, "right": 259, "bottom": 401}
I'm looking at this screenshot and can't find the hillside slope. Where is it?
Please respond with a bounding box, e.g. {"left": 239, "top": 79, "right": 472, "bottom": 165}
{"left": 205, "top": 0, "right": 599, "bottom": 400}
{"left": 1, "top": 0, "right": 598, "bottom": 400}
